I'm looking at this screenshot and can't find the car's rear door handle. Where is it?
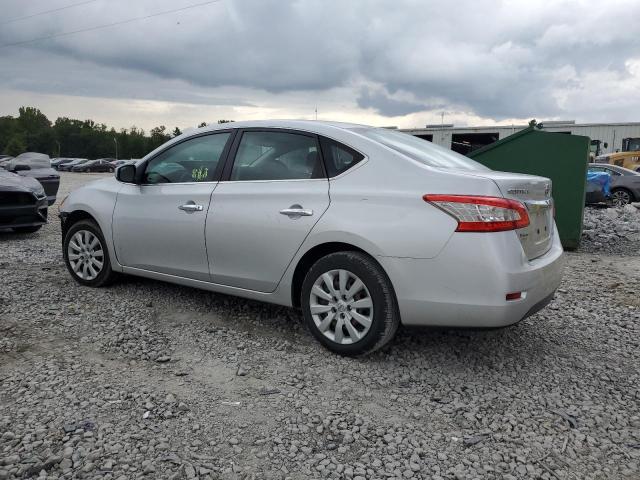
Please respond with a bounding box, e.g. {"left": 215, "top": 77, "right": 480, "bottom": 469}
{"left": 178, "top": 202, "right": 203, "bottom": 213}
{"left": 280, "top": 205, "right": 313, "bottom": 217}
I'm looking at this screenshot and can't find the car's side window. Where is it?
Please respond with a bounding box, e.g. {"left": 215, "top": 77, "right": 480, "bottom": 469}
{"left": 230, "top": 131, "right": 324, "bottom": 181}
{"left": 319, "top": 137, "right": 364, "bottom": 177}
{"left": 143, "top": 133, "right": 231, "bottom": 184}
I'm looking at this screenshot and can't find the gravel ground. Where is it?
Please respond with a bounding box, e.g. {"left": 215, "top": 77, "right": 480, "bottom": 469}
{"left": 0, "top": 172, "right": 639, "bottom": 480}
{"left": 581, "top": 204, "right": 640, "bottom": 255}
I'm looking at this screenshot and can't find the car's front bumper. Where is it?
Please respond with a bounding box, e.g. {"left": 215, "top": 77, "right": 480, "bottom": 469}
{"left": 379, "top": 225, "right": 565, "bottom": 327}
{"left": 0, "top": 196, "right": 48, "bottom": 229}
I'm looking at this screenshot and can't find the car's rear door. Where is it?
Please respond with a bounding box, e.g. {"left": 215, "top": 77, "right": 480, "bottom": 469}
{"left": 112, "top": 131, "right": 233, "bottom": 281}
{"left": 206, "top": 129, "right": 330, "bottom": 292}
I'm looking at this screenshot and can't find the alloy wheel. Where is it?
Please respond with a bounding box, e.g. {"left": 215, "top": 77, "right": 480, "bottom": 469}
{"left": 612, "top": 190, "right": 631, "bottom": 207}
{"left": 67, "top": 230, "right": 104, "bottom": 281}
{"left": 309, "top": 269, "right": 373, "bottom": 345}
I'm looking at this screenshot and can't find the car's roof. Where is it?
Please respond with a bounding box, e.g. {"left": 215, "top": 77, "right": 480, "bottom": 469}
{"left": 190, "top": 119, "right": 372, "bottom": 135}
{"left": 593, "top": 164, "right": 638, "bottom": 175}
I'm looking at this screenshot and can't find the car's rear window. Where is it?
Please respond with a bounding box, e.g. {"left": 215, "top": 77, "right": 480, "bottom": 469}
{"left": 355, "top": 128, "right": 490, "bottom": 171}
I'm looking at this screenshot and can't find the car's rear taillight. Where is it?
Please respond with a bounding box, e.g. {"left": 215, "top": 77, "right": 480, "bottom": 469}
{"left": 423, "top": 194, "right": 529, "bottom": 232}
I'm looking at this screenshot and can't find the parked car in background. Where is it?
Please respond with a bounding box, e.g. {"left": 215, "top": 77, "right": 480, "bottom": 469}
{"left": 0, "top": 168, "right": 48, "bottom": 233}
{"left": 585, "top": 170, "right": 610, "bottom": 205}
{"left": 0, "top": 156, "right": 14, "bottom": 168}
{"left": 51, "top": 158, "right": 78, "bottom": 170}
{"left": 4, "top": 152, "right": 60, "bottom": 205}
{"left": 60, "top": 120, "right": 564, "bottom": 356}
{"left": 587, "top": 164, "right": 640, "bottom": 206}
{"left": 111, "top": 159, "right": 139, "bottom": 168}
{"left": 58, "top": 158, "right": 89, "bottom": 172}
{"left": 71, "top": 159, "right": 115, "bottom": 173}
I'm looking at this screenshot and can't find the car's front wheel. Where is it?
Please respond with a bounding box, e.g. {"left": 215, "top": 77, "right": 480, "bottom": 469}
{"left": 301, "top": 251, "right": 399, "bottom": 356}
{"left": 63, "top": 219, "right": 116, "bottom": 287}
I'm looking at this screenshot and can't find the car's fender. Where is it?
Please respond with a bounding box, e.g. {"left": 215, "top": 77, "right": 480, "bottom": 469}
{"left": 60, "top": 177, "right": 123, "bottom": 271}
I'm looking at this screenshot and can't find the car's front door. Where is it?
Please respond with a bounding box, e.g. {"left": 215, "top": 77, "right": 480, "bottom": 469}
{"left": 113, "top": 131, "right": 232, "bottom": 281}
{"left": 206, "top": 129, "right": 330, "bottom": 292}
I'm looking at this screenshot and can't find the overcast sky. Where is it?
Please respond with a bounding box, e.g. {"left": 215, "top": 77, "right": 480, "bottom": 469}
{"left": 1, "top": 0, "right": 639, "bottom": 131}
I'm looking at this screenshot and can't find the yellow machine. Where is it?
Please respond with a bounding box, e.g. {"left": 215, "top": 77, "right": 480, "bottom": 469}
{"left": 596, "top": 137, "right": 640, "bottom": 170}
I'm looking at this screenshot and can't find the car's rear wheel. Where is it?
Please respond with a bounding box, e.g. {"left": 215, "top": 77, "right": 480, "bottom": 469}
{"left": 63, "top": 219, "right": 116, "bottom": 287}
{"left": 612, "top": 188, "right": 633, "bottom": 207}
{"left": 13, "top": 225, "right": 42, "bottom": 233}
{"left": 301, "top": 251, "right": 399, "bottom": 356}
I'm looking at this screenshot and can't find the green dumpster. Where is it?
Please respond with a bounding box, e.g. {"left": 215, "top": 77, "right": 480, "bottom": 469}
{"left": 468, "top": 127, "right": 589, "bottom": 250}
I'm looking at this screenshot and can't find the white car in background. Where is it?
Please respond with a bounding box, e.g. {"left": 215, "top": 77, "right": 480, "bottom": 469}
{"left": 59, "top": 120, "right": 564, "bottom": 356}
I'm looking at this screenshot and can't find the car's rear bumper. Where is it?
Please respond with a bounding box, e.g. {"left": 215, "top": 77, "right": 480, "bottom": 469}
{"left": 585, "top": 190, "right": 607, "bottom": 204}
{"left": 379, "top": 225, "right": 565, "bottom": 327}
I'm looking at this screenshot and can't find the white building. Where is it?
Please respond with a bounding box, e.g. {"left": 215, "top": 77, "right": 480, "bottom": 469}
{"left": 400, "top": 121, "right": 640, "bottom": 156}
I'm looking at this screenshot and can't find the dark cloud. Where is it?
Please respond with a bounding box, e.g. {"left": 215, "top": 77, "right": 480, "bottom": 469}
{"left": 357, "top": 86, "right": 437, "bottom": 117}
{"left": 0, "top": 0, "right": 639, "bottom": 122}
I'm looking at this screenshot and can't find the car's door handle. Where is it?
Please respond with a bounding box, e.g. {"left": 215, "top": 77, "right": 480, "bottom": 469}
{"left": 178, "top": 202, "right": 204, "bottom": 213}
{"left": 280, "top": 206, "right": 313, "bottom": 217}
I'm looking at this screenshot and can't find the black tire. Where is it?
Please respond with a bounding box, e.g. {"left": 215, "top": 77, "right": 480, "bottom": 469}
{"left": 611, "top": 188, "right": 634, "bottom": 206}
{"left": 63, "top": 219, "right": 117, "bottom": 287}
{"left": 13, "top": 225, "right": 42, "bottom": 233}
{"left": 301, "top": 251, "right": 399, "bottom": 356}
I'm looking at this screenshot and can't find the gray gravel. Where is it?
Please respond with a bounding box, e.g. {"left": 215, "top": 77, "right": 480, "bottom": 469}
{"left": 581, "top": 204, "right": 640, "bottom": 255}
{"left": 1, "top": 172, "right": 639, "bottom": 479}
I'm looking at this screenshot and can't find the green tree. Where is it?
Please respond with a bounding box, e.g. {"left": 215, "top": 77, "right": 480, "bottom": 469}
{"left": 17, "top": 107, "right": 53, "bottom": 153}
{"left": 198, "top": 122, "right": 207, "bottom": 128}
{"left": 3, "top": 135, "right": 27, "bottom": 156}
{"left": 0, "top": 106, "right": 203, "bottom": 160}
{"left": 148, "top": 126, "right": 171, "bottom": 151}
{"left": 0, "top": 116, "right": 18, "bottom": 153}
{"left": 18, "top": 107, "right": 51, "bottom": 132}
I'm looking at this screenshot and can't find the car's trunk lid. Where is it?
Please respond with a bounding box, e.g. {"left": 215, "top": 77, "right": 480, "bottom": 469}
{"left": 463, "top": 170, "right": 554, "bottom": 260}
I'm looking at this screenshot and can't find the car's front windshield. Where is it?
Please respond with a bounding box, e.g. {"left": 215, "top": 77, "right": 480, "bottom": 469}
{"left": 354, "top": 128, "right": 490, "bottom": 171}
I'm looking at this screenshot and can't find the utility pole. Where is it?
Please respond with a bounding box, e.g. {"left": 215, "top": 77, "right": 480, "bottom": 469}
{"left": 315, "top": 106, "right": 318, "bottom": 121}
{"left": 55, "top": 140, "right": 61, "bottom": 158}
{"left": 113, "top": 137, "right": 118, "bottom": 160}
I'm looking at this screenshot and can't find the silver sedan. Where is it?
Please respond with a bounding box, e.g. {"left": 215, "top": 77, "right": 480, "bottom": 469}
{"left": 59, "top": 120, "right": 564, "bottom": 356}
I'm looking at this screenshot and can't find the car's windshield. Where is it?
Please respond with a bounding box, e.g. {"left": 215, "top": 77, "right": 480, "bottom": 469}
{"left": 354, "top": 128, "right": 490, "bottom": 171}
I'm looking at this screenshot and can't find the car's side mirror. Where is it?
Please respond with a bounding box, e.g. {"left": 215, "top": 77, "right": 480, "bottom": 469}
{"left": 12, "top": 164, "right": 31, "bottom": 172}
{"left": 116, "top": 164, "right": 137, "bottom": 183}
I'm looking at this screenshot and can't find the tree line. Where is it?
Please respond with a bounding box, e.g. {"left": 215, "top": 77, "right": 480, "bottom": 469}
{"left": 0, "top": 107, "right": 233, "bottom": 160}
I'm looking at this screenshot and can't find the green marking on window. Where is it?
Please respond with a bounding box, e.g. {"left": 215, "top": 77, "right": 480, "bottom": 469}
{"left": 192, "top": 166, "right": 208, "bottom": 181}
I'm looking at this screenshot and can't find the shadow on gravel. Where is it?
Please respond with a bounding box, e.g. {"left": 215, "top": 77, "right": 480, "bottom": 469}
{"left": 0, "top": 229, "right": 44, "bottom": 241}
{"left": 110, "top": 273, "right": 550, "bottom": 372}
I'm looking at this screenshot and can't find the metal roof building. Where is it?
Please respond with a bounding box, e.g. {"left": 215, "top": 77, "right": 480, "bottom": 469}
{"left": 400, "top": 121, "right": 640, "bottom": 157}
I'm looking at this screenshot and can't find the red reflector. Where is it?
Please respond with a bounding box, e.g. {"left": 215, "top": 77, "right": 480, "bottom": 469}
{"left": 506, "top": 292, "right": 522, "bottom": 301}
